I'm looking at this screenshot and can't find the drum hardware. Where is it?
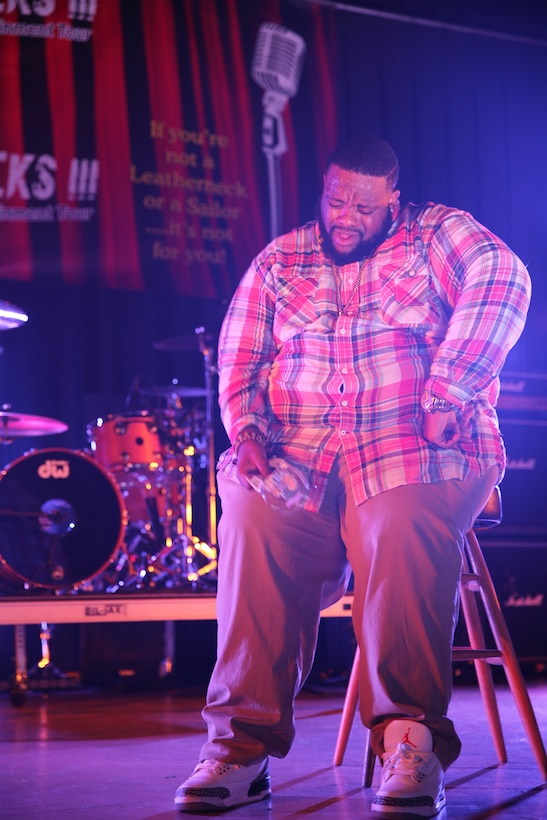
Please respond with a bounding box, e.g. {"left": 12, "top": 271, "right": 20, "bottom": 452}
{"left": 0, "top": 448, "right": 126, "bottom": 590}
{"left": 153, "top": 331, "right": 215, "bottom": 353}
{"left": 32, "top": 622, "right": 77, "bottom": 680}
{"left": 10, "top": 620, "right": 81, "bottom": 706}
{"left": 196, "top": 326, "right": 219, "bottom": 548}
{"left": 84, "top": 435, "right": 217, "bottom": 592}
{"left": 0, "top": 300, "right": 28, "bottom": 330}
{"left": 153, "top": 326, "right": 219, "bottom": 547}
{"left": 0, "top": 306, "right": 82, "bottom": 703}
{"left": 0, "top": 408, "right": 68, "bottom": 443}
{"left": 86, "top": 413, "right": 164, "bottom": 472}
{"left": 142, "top": 382, "right": 207, "bottom": 399}
{"left": 11, "top": 622, "right": 28, "bottom": 706}
{"left": 156, "top": 409, "right": 208, "bottom": 461}
{"left": 96, "top": 531, "right": 217, "bottom": 593}
{"left": 94, "top": 327, "right": 217, "bottom": 591}
{"left": 123, "top": 442, "right": 217, "bottom": 589}
{"left": 0, "top": 302, "right": 67, "bottom": 442}
{"left": 78, "top": 326, "right": 220, "bottom": 591}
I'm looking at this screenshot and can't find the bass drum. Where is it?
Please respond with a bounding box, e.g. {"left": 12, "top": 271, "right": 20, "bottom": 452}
{"left": 0, "top": 448, "right": 126, "bottom": 589}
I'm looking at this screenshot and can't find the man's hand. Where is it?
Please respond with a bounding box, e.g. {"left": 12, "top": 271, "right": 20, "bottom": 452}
{"left": 422, "top": 409, "right": 461, "bottom": 449}
{"left": 235, "top": 439, "right": 271, "bottom": 488}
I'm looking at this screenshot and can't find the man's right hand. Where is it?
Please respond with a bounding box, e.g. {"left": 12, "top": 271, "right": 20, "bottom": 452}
{"left": 235, "top": 439, "right": 271, "bottom": 488}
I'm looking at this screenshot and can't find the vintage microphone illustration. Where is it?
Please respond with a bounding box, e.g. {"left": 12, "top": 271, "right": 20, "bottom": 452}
{"left": 252, "top": 22, "right": 306, "bottom": 240}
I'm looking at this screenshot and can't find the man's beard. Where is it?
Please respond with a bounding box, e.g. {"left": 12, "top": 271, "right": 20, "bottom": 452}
{"left": 317, "top": 208, "right": 393, "bottom": 266}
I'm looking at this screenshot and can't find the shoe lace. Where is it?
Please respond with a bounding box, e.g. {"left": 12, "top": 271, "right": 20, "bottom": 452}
{"left": 195, "top": 759, "right": 236, "bottom": 775}
{"left": 384, "top": 742, "right": 435, "bottom": 780}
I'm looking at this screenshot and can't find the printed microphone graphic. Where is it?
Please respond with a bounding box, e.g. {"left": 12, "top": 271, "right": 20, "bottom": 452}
{"left": 252, "top": 22, "right": 306, "bottom": 239}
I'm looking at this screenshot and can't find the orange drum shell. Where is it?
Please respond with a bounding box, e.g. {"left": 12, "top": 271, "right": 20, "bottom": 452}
{"left": 87, "top": 413, "right": 165, "bottom": 472}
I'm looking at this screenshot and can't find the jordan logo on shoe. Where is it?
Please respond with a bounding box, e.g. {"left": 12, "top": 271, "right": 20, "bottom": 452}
{"left": 400, "top": 727, "right": 417, "bottom": 748}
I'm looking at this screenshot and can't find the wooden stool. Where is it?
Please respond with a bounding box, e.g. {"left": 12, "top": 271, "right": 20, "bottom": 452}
{"left": 333, "top": 486, "right": 547, "bottom": 785}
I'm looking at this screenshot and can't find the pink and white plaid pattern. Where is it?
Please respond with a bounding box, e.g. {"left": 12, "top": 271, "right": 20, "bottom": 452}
{"left": 217, "top": 203, "right": 531, "bottom": 512}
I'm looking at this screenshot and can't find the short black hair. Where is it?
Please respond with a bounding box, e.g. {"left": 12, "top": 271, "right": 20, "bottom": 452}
{"left": 327, "top": 134, "right": 399, "bottom": 190}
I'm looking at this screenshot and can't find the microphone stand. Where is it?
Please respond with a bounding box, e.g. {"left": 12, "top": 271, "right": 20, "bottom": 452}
{"left": 261, "top": 90, "right": 289, "bottom": 240}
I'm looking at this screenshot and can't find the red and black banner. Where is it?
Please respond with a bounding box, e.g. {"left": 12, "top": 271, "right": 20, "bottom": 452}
{"left": 1, "top": 0, "right": 546, "bottom": 328}
{"left": 0, "top": 0, "right": 338, "bottom": 297}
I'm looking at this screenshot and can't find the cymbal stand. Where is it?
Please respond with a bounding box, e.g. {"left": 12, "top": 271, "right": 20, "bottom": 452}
{"left": 154, "top": 442, "right": 217, "bottom": 585}
{"left": 154, "top": 445, "right": 200, "bottom": 587}
{"left": 196, "top": 327, "right": 218, "bottom": 549}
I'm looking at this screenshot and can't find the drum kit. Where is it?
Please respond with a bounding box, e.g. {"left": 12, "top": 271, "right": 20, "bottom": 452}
{"left": 0, "top": 304, "right": 218, "bottom": 595}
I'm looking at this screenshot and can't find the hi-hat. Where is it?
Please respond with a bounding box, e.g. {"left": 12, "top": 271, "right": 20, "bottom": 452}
{"left": 153, "top": 333, "right": 215, "bottom": 352}
{"left": 0, "top": 411, "right": 68, "bottom": 438}
{"left": 0, "top": 300, "right": 28, "bottom": 330}
{"left": 142, "top": 385, "right": 207, "bottom": 398}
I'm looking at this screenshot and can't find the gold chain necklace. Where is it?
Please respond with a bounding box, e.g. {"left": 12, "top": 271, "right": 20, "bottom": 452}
{"left": 336, "top": 259, "right": 365, "bottom": 315}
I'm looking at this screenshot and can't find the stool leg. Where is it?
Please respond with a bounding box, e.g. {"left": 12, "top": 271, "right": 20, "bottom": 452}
{"left": 461, "top": 544, "right": 507, "bottom": 763}
{"left": 467, "top": 530, "right": 547, "bottom": 781}
{"left": 333, "top": 645, "right": 360, "bottom": 765}
{"left": 363, "top": 730, "right": 376, "bottom": 788}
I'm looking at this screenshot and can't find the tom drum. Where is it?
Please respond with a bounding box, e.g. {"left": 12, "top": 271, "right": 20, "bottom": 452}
{"left": 87, "top": 412, "right": 164, "bottom": 472}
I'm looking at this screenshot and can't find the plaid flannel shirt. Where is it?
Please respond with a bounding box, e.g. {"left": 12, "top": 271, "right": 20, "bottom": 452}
{"left": 217, "top": 202, "right": 531, "bottom": 512}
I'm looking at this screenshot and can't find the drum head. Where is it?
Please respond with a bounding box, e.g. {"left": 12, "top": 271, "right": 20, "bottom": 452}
{"left": 0, "top": 448, "right": 125, "bottom": 589}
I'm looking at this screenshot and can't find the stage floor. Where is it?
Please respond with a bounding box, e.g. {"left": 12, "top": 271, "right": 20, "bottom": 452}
{"left": 1, "top": 678, "right": 546, "bottom": 818}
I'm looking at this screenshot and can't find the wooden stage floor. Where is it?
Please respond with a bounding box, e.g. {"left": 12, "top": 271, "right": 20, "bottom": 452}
{"left": 1, "top": 677, "right": 546, "bottom": 819}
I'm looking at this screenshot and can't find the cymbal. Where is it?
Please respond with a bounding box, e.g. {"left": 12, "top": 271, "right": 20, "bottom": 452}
{"left": 0, "top": 300, "right": 28, "bottom": 330}
{"left": 0, "top": 411, "right": 68, "bottom": 438}
{"left": 153, "top": 333, "right": 215, "bottom": 352}
{"left": 142, "top": 385, "right": 207, "bottom": 398}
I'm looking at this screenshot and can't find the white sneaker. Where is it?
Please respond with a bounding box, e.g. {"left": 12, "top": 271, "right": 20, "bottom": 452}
{"left": 174, "top": 758, "right": 271, "bottom": 812}
{"left": 372, "top": 719, "right": 446, "bottom": 816}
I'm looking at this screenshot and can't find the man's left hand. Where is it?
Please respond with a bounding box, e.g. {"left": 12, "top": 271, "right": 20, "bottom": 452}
{"left": 422, "top": 410, "right": 461, "bottom": 449}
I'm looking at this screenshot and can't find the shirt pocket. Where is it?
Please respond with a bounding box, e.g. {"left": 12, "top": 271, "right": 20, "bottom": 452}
{"left": 379, "top": 253, "right": 439, "bottom": 329}
{"left": 273, "top": 268, "right": 319, "bottom": 342}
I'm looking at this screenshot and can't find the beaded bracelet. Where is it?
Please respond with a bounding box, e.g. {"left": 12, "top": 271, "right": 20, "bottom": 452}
{"left": 233, "top": 426, "right": 266, "bottom": 454}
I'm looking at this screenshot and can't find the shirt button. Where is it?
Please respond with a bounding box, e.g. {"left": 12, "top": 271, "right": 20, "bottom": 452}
{"left": 342, "top": 368, "right": 348, "bottom": 374}
{"left": 340, "top": 430, "right": 347, "bottom": 435}
{"left": 339, "top": 328, "right": 346, "bottom": 335}
{"left": 342, "top": 400, "right": 348, "bottom": 406}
